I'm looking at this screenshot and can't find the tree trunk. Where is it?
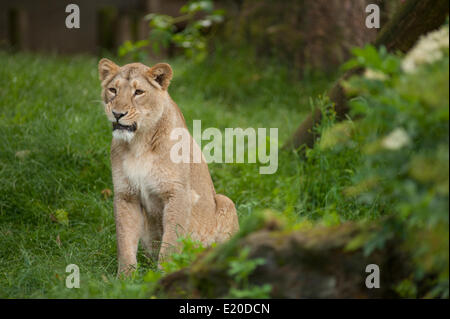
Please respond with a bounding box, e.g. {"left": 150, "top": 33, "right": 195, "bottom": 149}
{"left": 224, "top": 0, "right": 378, "bottom": 72}
{"left": 283, "top": 0, "right": 450, "bottom": 151}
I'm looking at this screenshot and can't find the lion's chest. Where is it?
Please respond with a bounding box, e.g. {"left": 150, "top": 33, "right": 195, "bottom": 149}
{"left": 122, "top": 153, "right": 164, "bottom": 212}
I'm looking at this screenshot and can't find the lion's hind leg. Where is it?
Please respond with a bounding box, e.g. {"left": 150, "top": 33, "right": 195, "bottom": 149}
{"left": 214, "top": 194, "right": 239, "bottom": 242}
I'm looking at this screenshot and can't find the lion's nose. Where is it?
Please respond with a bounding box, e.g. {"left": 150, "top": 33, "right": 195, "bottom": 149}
{"left": 112, "top": 111, "right": 127, "bottom": 120}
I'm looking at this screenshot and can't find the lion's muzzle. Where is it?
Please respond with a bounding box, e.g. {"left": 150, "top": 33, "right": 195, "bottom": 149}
{"left": 112, "top": 122, "right": 137, "bottom": 132}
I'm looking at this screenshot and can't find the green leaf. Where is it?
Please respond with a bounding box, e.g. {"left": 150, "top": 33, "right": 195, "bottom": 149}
{"left": 53, "top": 209, "right": 69, "bottom": 226}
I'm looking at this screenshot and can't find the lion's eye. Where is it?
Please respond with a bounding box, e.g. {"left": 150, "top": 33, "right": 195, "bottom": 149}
{"left": 108, "top": 88, "right": 117, "bottom": 94}
{"left": 134, "top": 89, "right": 144, "bottom": 96}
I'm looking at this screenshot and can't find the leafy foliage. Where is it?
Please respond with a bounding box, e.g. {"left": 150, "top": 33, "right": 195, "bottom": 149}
{"left": 337, "top": 26, "right": 449, "bottom": 297}
{"left": 119, "top": 0, "right": 225, "bottom": 61}
{"left": 226, "top": 247, "right": 271, "bottom": 298}
{"left": 159, "top": 236, "right": 207, "bottom": 273}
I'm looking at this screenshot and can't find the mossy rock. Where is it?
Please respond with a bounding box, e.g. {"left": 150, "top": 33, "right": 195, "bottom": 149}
{"left": 157, "top": 213, "right": 411, "bottom": 298}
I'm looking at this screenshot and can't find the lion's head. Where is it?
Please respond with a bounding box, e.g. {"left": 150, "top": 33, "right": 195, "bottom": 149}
{"left": 98, "top": 59, "right": 173, "bottom": 142}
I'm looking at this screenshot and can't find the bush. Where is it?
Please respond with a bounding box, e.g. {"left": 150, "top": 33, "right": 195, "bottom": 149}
{"left": 334, "top": 25, "right": 449, "bottom": 297}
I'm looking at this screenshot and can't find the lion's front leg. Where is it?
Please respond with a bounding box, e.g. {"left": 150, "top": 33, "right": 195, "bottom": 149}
{"left": 158, "top": 190, "right": 191, "bottom": 264}
{"left": 114, "top": 195, "right": 143, "bottom": 277}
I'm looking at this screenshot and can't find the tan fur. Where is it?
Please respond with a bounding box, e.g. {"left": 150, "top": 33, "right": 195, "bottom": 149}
{"left": 98, "top": 59, "right": 239, "bottom": 275}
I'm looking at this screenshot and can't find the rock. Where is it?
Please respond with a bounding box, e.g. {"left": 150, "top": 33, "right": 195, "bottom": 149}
{"left": 157, "top": 216, "right": 411, "bottom": 298}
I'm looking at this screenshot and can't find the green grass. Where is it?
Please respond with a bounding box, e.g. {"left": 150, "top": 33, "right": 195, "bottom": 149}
{"left": 0, "top": 50, "right": 335, "bottom": 298}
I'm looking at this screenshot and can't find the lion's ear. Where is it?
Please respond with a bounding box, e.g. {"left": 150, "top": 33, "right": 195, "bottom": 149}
{"left": 98, "top": 58, "right": 119, "bottom": 82}
{"left": 148, "top": 63, "right": 173, "bottom": 90}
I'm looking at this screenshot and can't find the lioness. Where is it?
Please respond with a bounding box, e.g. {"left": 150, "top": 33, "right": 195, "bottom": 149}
{"left": 98, "top": 59, "right": 239, "bottom": 275}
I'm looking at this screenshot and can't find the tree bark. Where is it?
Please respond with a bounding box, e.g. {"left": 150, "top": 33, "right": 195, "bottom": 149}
{"left": 283, "top": 0, "right": 450, "bottom": 151}
{"left": 223, "top": 0, "right": 378, "bottom": 72}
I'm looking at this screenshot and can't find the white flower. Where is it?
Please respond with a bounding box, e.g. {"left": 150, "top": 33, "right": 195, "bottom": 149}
{"left": 402, "top": 25, "right": 449, "bottom": 73}
{"left": 364, "top": 68, "right": 388, "bottom": 81}
{"left": 382, "top": 128, "right": 411, "bottom": 150}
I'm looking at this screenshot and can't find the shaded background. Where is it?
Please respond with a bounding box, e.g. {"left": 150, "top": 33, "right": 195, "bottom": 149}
{"left": 0, "top": 0, "right": 400, "bottom": 72}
